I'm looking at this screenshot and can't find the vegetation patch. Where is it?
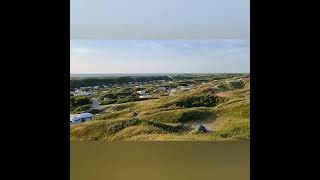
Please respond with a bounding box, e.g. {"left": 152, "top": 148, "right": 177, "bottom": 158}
{"left": 70, "top": 74, "right": 250, "bottom": 141}
{"left": 139, "top": 108, "right": 214, "bottom": 123}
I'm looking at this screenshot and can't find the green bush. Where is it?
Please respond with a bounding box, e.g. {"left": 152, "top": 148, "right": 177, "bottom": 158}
{"left": 179, "top": 110, "right": 213, "bottom": 123}
{"left": 229, "top": 81, "right": 245, "bottom": 89}
{"left": 101, "top": 99, "right": 117, "bottom": 105}
{"left": 140, "top": 109, "right": 213, "bottom": 123}
{"left": 116, "top": 97, "right": 139, "bottom": 104}
{"left": 88, "top": 109, "right": 102, "bottom": 114}
{"left": 71, "top": 104, "right": 91, "bottom": 113}
{"left": 175, "top": 93, "right": 223, "bottom": 108}
{"left": 70, "top": 96, "right": 91, "bottom": 107}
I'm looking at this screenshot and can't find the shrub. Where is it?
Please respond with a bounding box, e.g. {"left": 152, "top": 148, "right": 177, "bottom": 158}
{"left": 175, "top": 93, "right": 224, "bottom": 108}
{"left": 70, "top": 96, "right": 91, "bottom": 107}
{"left": 71, "top": 104, "right": 91, "bottom": 113}
{"left": 229, "top": 81, "right": 245, "bottom": 89}
{"left": 88, "top": 109, "right": 102, "bottom": 114}
{"left": 116, "top": 96, "right": 139, "bottom": 104}
{"left": 179, "top": 110, "right": 213, "bottom": 123}
{"left": 101, "top": 99, "right": 117, "bottom": 105}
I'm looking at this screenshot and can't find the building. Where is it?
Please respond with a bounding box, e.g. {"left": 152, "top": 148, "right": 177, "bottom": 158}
{"left": 177, "top": 86, "right": 190, "bottom": 91}
{"left": 139, "top": 94, "right": 152, "bottom": 99}
{"left": 75, "top": 91, "right": 94, "bottom": 97}
{"left": 137, "top": 91, "right": 146, "bottom": 95}
{"left": 70, "top": 113, "right": 94, "bottom": 124}
{"left": 157, "top": 87, "right": 167, "bottom": 91}
{"left": 170, "top": 88, "right": 177, "bottom": 92}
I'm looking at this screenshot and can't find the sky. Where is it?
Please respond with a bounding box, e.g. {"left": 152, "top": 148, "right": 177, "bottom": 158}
{"left": 70, "top": 39, "right": 250, "bottom": 73}
{"left": 71, "top": 0, "right": 249, "bottom": 39}
{"left": 70, "top": 0, "right": 250, "bottom": 73}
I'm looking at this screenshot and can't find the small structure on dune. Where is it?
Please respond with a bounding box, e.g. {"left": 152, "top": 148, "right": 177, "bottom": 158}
{"left": 169, "top": 88, "right": 177, "bottom": 93}
{"left": 137, "top": 90, "right": 146, "bottom": 95}
{"left": 139, "top": 94, "right": 152, "bottom": 99}
{"left": 177, "top": 86, "right": 190, "bottom": 91}
{"left": 158, "top": 87, "right": 167, "bottom": 91}
{"left": 195, "top": 125, "right": 207, "bottom": 133}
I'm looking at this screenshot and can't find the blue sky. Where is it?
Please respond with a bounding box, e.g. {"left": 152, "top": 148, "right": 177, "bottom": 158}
{"left": 70, "top": 39, "right": 250, "bottom": 73}
{"left": 71, "top": 0, "right": 249, "bottom": 39}
{"left": 70, "top": 0, "right": 249, "bottom": 73}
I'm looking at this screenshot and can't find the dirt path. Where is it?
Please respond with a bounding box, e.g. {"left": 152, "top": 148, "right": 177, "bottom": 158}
{"left": 203, "top": 121, "right": 216, "bottom": 133}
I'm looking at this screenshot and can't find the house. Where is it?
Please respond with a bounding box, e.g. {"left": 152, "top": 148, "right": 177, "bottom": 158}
{"left": 139, "top": 94, "right": 152, "bottom": 99}
{"left": 177, "top": 86, "right": 190, "bottom": 91}
{"left": 170, "top": 88, "right": 177, "bottom": 92}
{"left": 70, "top": 113, "right": 94, "bottom": 124}
{"left": 74, "top": 90, "right": 95, "bottom": 97}
{"left": 157, "top": 87, "right": 167, "bottom": 91}
{"left": 137, "top": 91, "right": 146, "bottom": 95}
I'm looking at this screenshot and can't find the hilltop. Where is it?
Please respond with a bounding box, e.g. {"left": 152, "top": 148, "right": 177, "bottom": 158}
{"left": 70, "top": 74, "right": 250, "bottom": 141}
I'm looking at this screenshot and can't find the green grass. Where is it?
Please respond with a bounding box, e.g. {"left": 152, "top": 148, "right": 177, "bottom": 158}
{"left": 70, "top": 76, "right": 250, "bottom": 141}
{"left": 138, "top": 107, "right": 214, "bottom": 123}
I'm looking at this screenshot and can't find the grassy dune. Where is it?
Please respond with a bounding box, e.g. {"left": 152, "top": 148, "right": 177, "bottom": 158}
{"left": 70, "top": 77, "right": 250, "bottom": 141}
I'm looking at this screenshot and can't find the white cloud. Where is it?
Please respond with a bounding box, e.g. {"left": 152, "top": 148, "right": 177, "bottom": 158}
{"left": 134, "top": 41, "right": 166, "bottom": 49}
{"left": 71, "top": 47, "right": 98, "bottom": 54}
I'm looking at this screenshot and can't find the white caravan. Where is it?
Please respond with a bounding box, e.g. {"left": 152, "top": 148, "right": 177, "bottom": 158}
{"left": 70, "top": 113, "right": 94, "bottom": 124}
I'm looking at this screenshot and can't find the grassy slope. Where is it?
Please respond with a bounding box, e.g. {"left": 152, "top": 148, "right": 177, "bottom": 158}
{"left": 70, "top": 77, "right": 250, "bottom": 141}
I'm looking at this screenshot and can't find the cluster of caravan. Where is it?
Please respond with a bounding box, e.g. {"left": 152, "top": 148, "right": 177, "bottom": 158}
{"left": 70, "top": 113, "right": 94, "bottom": 124}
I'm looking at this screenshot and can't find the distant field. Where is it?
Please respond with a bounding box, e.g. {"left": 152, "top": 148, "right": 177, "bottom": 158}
{"left": 70, "top": 74, "right": 250, "bottom": 141}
